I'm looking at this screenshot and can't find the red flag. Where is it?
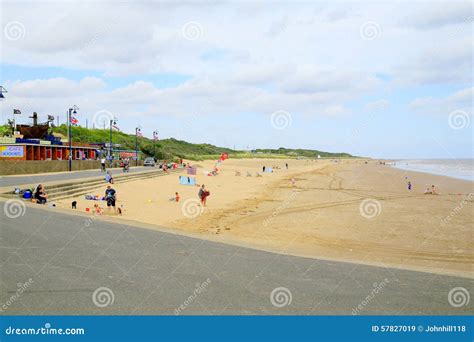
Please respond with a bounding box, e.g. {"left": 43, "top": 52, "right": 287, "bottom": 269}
{"left": 70, "top": 116, "right": 78, "bottom": 126}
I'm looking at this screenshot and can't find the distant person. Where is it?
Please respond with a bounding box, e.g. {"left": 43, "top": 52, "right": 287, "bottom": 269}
{"left": 407, "top": 181, "right": 412, "bottom": 191}
{"left": 100, "top": 157, "right": 106, "bottom": 172}
{"left": 105, "top": 185, "right": 117, "bottom": 213}
{"left": 263, "top": 166, "right": 266, "bottom": 172}
{"left": 175, "top": 192, "right": 180, "bottom": 202}
{"left": 431, "top": 185, "right": 437, "bottom": 195}
{"left": 286, "top": 163, "right": 288, "bottom": 170}
{"left": 424, "top": 187, "right": 432, "bottom": 194}
{"left": 34, "top": 184, "right": 48, "bottom": 204}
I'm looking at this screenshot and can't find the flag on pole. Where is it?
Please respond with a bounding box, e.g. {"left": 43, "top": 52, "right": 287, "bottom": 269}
{"left": 13, "top": 109, "right": 21, "bottom": 114}
{"left": 112, "top": 123, "right": 120, "bottom": 131}
{"left": 70, "top": 116, "right": 79, "bottom": 126}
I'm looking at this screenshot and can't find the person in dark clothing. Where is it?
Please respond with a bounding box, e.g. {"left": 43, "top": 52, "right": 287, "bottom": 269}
{"left": 34, "top": 184, "right": 48, "bottom": 204}
{"left": 105, "top": 185, "right": 117, "bottom": 213}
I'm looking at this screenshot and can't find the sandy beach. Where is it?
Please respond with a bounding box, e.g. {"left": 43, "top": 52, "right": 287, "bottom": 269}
{"left": 56, "top": 158, "right": 474, "bottom": 279}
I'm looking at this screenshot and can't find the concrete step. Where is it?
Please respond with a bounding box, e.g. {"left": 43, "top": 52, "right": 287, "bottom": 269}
{"left": 48, "top": 169, "right": 181, "bottom": 201}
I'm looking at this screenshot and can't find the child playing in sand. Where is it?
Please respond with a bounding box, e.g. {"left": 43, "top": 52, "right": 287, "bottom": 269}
{"left": 175, "top": 192, "right": 180, "bottom": 202}
{"left": 93, "top": 204, "right": 103, "bottom": 215}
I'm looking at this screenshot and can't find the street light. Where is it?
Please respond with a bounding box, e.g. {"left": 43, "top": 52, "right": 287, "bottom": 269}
{"left": 153, "top": 130, "right": 159, "bottom": 160}
{"left": 67, "top": 105, "right": 79, "bottom": 172}
{"left": 109, "top": 119, "right": 117, "bottom": 164}
{"left": 135, "top": 127, "right": 141, "bottom": 166}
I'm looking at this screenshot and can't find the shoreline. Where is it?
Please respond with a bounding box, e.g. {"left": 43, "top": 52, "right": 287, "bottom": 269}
{"left": 390, "top": 159, "right": 473, "bottom": 182}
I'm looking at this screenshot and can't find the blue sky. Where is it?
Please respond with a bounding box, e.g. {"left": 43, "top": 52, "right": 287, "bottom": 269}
{"left": 0, "top": 0, "right": 472, "bottom": 158}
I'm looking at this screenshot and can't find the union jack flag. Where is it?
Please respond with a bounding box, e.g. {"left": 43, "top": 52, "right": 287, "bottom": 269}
{"left": 70, "top": 116, "right": 78, "bottom": 126}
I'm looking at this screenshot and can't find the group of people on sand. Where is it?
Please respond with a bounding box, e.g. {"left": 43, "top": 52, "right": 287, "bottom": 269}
{"left": 407, "top": 180, "right": 438, "bottom": 194}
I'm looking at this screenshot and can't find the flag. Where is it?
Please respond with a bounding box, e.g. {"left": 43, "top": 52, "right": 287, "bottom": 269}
{"left": 13, "top": 109, "right": 21, "bottom": 114}
{"left": 70, "top": 116, "right": 78, "bottom": 126}
{"left": 112, "top": 123, "right": 120, "bottom": 131}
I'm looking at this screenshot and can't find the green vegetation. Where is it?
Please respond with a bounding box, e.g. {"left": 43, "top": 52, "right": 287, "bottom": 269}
{"left": 0, "top": 123, "right": 354, "bottom": 160}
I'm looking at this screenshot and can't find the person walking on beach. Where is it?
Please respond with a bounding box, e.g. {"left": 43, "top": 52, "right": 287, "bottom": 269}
{"left": 198, "top": 184, "right": 210, "bottom": 206}
{"left": 407, "top": 181, "right": 412, "bottom": 191}
{"left": 286, "top": 163, "right": 288, "bottom": 170}
{"left": 105, "top": 185, "right": 117, "bottom": 213}
{"left": 263, "top": 166, "right": 266, "bottom": 173}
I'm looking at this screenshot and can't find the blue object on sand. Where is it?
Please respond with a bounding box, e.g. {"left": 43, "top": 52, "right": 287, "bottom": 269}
{"left": 23, "top": 190, "right": 32, "bottom": 199}
{"left": 265, "top": 167, "right": 273, "bottom": 173}
{"left": 179, "top": 176, "right": 196, "bottom": 185}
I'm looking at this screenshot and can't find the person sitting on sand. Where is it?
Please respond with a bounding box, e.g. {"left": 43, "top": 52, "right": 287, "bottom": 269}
{"left": 431, "top": 185, "right": 437, "bottom": 195}
{"left": 34, "top": 184, "right": 48, "bottom": 204}
{"left": 105, "top": 171, "right": 114, "bottom": 184}
{"left": 105, "top": 185, "right": 117, "bottom": 213}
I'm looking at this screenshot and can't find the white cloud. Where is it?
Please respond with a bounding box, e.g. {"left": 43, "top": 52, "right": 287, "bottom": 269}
{"left": 364, "top": 99, "right": 390, "bottom": 112}
{"left": 409, "top": 87, "right": 473, "bottom": 116}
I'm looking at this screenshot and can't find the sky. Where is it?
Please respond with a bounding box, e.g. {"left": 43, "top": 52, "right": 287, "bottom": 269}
{"left": 0, "top": 0, "right": 472, "bottom": 159}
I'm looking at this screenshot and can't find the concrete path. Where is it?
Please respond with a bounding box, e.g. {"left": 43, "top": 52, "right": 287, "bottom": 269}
{"left": 0, "top": 166, "right": 154, "bottom": 189}
{"left": 1, "top": 203, "right": 472, "bottom": 315}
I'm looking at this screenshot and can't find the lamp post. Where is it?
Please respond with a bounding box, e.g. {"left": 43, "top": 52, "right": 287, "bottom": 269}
{"left": 153, "top": 130, "right": 158, "bottom": 160}
{"left": 109, "top": 119, "right": 117, "bottom": 165}
{"left": 67, "top": 105, "right": 79, "bottom": 172}
{"left": 135, "top": 127, "right": 141, "bottom": 166}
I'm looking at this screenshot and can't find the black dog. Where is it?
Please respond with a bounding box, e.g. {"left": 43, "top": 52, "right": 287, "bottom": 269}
{"left": 71, "top": 201, "right": 77, "bottom": 209}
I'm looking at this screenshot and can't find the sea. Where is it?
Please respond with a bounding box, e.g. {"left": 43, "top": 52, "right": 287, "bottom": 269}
{"left": 391, "top": 159, "right": 474, "bottom": 182}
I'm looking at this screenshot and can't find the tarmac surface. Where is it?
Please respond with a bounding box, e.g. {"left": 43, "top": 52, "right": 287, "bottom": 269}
{"left": 1, "top": 202, "right": 472, "bottom": 315}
